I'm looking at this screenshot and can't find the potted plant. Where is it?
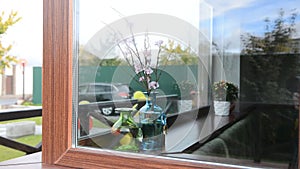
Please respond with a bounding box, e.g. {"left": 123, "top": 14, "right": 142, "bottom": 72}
{"left": 177, "top": 81, "right": 197, "bottom": 111}
{"left": 213, "top": 80, "right": 239, "bottom": 116}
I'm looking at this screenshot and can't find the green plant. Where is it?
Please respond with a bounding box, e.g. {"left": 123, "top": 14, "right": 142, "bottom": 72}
{"left": 178, "top": 80, "right": 196, "bottom": 99}
{"left": 213, "top": 80, "right": 239, "bottom": 102}
{"left": 0, "top": 11, "right": 21, "bottom": 74}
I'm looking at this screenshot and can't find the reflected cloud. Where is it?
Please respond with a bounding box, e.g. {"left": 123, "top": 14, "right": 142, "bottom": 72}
{"left": 207, "top": 0, "right": 300, "bottom": 52}
{"left": 205, "top": 0, "right": 257, "bottom": 16}
{"left": 294, "top": 21, "right": 300, "bottom": 38}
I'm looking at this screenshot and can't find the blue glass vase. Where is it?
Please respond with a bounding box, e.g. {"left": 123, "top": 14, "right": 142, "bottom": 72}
{"left": 139, "top": 92, "right": 166, "bottom": 152}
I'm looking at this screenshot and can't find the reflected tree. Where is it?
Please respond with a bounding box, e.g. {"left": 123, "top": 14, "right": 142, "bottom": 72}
{"left": 160, "top": 40, "right": 198, "bottom": 65}
{"left": 242, "top": 8, "right": 298, "bottom": 54}
{"left": 79, "top": 45, "right": 125, "bottom": 66}
{"left": 78, "top": 45, "right": 101, "bottom": 66}
{"left": 241, "top": 9, "right": 300, "bottom": 103}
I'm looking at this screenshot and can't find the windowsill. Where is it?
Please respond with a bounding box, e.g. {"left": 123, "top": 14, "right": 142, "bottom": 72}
{"left": 77, "top": 102, "right": 297, "bottom": 168}
{"left": 78, "top": 105, "right": 234, "bottom": 154}
{"left": 165, "top": 153, "right": 289, "bottom": 169}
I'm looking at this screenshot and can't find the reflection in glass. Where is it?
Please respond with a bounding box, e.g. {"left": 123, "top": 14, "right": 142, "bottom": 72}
{"left": 139, "top": 92, "right": 165, "bottom": 152}
{"left": 111, "top": 108, "right": 142, "bottom": 152}
{"left": 74, "top": 0, "right": 299, "bottom": 168}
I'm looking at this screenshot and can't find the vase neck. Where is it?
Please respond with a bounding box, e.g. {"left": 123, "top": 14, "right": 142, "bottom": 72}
{"left": 119, "top": 111, "right": 132, "bottom": 121}
{"left": 147, "top": 90, "right": 157, "bottom": 99}
{"left": 145, "top": 92, "right": 158, "bottom": 110}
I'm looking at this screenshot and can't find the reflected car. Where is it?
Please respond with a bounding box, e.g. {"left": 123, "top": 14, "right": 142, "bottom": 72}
{"left": 78, "top": 83, "right": 132, "bottom": 116}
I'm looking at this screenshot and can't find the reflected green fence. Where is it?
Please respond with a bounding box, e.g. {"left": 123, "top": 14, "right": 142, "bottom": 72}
{"left": 32, "top": 65, "right": 198, "bottom": 104}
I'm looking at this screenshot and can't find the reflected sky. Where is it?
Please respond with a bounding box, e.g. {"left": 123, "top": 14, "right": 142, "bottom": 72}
{"left": 204, "top": 0, "right": 300, "bottom": 52}
{"left": 78, "top": 0, "right": 300, "bottom": 54}
{"left": 78, "top": 0, "right": 199, "bottom": 44}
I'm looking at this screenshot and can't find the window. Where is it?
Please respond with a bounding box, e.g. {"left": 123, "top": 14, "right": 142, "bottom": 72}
{"left": 93, "top": 85, "right": 104, "bottom": 93}
{"left": 75, "top": 0, "right": 208, "bottom": 155}
{"left": 78, "top": 85, "right": 88, "bottom": 93}
{"left": 43, "top": 0, "right": 300, "bottom": 168}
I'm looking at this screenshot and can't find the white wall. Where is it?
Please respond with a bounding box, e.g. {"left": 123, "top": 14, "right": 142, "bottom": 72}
{"left": 13, "top": 65, "right": 33, "bottom": 96}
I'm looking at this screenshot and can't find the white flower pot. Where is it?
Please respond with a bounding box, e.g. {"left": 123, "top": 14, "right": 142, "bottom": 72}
{"left": 214, "top": 101, "right": 230, "bottom": 116}
{"left": 177, "top": 100, "right": 193, "bottom": 112}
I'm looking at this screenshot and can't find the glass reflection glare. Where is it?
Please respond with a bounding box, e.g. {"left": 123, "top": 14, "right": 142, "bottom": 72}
{"left": 74, "top": 0, "right": 300, "bottom": 168}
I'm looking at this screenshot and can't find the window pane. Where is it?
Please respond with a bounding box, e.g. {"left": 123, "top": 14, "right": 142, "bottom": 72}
{"left": 78, "top": 85, "right": 88, "bottom": 93}
{"left": 74, "top": 0, "right": 299, "bottom": 168}
{"left": 94, "top": 85, "right": 105, "bottom": 93}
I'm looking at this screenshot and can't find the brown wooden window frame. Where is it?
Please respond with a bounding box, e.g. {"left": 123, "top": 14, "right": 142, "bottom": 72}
{"left": 42, "top": 0, "right": 300, "bottom": 168}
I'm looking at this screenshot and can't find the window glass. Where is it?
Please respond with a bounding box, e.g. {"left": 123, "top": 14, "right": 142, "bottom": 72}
{"left": 78, "top": 85, "right": 88, "bottom": 93}
{"left": 74, "top": 0, "right": 299, "bottom": 168}
{"left": 94, "top": 85, "right": 106, "bottom": 93}
{"left": 87, "top": 85, "right": 95, "bottom": 93}
{"left": 105, "top": 86, "right": 113, "bottom": 92}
